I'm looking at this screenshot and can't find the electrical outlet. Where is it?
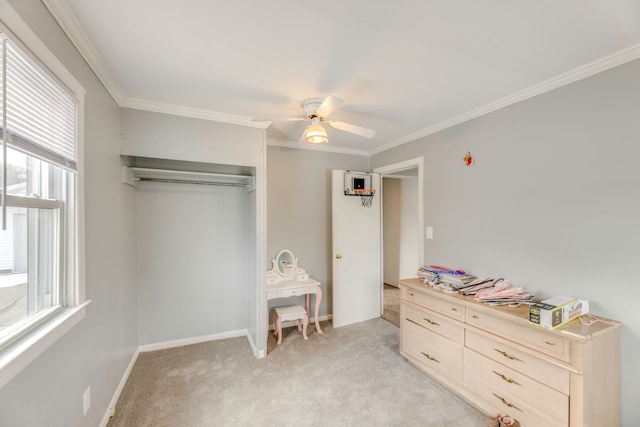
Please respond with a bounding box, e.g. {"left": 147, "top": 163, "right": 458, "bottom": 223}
{"left": 83, "top": 387, "right": 91, "bottom": 415}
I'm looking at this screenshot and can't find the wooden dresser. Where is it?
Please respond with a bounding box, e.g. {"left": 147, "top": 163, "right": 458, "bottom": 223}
{"left": 399, "top": 278, "right": 621, "bottom": 427}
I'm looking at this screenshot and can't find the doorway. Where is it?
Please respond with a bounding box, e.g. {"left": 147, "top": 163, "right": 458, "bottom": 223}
{"left": 374, "top": 158, "right": 424, "bottom": 326}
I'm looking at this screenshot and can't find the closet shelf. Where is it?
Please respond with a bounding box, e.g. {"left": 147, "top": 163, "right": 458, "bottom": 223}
{"left": 122, "top": 166, "right": 255, "bottom": 189}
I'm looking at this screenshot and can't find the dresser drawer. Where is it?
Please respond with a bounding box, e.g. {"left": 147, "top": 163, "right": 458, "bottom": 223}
{"left": 465, "top": 348, "right": 568, "bottom": 422}
{"left": 467, "top": 308, "right": 570, "bottom": 362}
{"left": 465, "top": 370, "right": 566, "bottom": 427}
{"left": 466, "top": 330, "right": 569, "bottom": 394}
{"left": 402, "top": 319, "right": 463, "bottom": 384}
{"left": 405, "top": 288, "right": 464, "bottom": 321}
{"left": 404, "top": 303, "right": 464, "bottom": 344}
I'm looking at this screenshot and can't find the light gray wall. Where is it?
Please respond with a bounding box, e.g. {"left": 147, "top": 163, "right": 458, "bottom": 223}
{"left": 120, "top": 109, "right": 264, "bottom": 167}
{"left": 136, "top": 182, "right": 250, "bottom": 344}
{"left": 0, "top": 1, "right": 138, "bottom": 426}
{"left": 371, "top": 58, "right": 640, "bottom": 426}
{"left": 383, "top": 178, "right": 401, "bottom": 285}
{"left": 266, "top": 146, "right": 369, "bottom": 318}
{"left": 398, "top": 178, "right": 419, "bottom": 280}
{"left": 247, "top": 178, "right": 259, "bottom": 345}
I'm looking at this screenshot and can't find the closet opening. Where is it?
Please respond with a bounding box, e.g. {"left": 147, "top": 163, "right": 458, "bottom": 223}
{"left": 120, "top": 154, "right": 261, "bottom": 354}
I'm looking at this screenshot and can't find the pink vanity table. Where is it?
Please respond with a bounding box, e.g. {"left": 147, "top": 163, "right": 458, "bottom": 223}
{"left": 267, "top": 249, "right": 324, "bottom": 336}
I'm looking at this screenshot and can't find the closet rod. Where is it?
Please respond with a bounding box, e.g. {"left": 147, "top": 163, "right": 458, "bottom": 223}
{"left": 135, "top": 177, "right": 248, "bottom": 187}
{"left": 129, "top": 167, "right": 250, "bottom": 181}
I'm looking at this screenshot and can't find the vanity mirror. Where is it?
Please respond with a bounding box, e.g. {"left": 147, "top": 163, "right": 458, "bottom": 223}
{"left": 267, "top": 249, "right": 309, "bottom": 283}
{"left": 276, "top": 249, "right": 295, "bottom": 277}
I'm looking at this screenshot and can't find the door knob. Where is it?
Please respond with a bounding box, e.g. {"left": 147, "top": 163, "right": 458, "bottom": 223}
{"left": 336, "top": 253, "right": 342, "bottom": 259}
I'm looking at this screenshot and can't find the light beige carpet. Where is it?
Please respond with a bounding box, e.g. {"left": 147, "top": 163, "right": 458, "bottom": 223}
{"left": 108, "top": 318, "right": 487, "bottom": 427}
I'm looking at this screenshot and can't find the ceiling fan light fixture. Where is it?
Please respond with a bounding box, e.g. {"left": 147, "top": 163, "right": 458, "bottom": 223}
{"left": 305, "top": 123, "right": 328, "bottom": 144}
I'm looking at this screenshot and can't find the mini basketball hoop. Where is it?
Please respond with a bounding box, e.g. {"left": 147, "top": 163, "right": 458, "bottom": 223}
{"left": 355, "top": 188, "right": 375, "bottom": 208}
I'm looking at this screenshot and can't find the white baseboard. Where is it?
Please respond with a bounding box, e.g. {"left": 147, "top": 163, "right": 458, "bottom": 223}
{"left": 138, "top": 329, "right": 249, "bottom": 353}
{"left": 99, "top": 346, "right": 140, "bottom": 427}
{"left": 245, "top": 330, "right": 264, "bottom": 358}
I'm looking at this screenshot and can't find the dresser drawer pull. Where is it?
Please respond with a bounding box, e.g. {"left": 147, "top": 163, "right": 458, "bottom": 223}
{"left": 420, "top": 352, "right": 440, "bottom": 363}
{"left": 493, "top": 370, "right": 521, "bottom": 386}
{"left": 494, "top": 348, "right": 523, "bottom": 362}
{"left": 492, "top": 393, "right": 523, "bottom": 412}
{"left": 451, "top": 307, "right": 458, "bottom": 312}
{"left": 472, "top": 315, "right": 479, "bottom": 319}
{"left": 409, "top": 292, "right": 415, "bottom": 296}
{"left": 422, "top": 317, "right": 440, "bottom": 326}
{"left": 545, "top": 341, "right": 556, "bottom": 346}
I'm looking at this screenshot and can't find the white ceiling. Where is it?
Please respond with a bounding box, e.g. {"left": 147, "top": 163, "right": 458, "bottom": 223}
{"left": 45, "top": 0, "right": 640, "bottom": 155}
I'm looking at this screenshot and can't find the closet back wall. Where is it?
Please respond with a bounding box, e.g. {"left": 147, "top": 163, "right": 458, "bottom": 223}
{"left": 137, "top": 182, "right": 250, "bottom": 344}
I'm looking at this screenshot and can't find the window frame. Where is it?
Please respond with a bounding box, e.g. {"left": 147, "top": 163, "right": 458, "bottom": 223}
{"left": 0, "top": 192, "right": 65, "bottom": 346}
{"left": 0, "top": 0, "right": 87, "bottom": 389}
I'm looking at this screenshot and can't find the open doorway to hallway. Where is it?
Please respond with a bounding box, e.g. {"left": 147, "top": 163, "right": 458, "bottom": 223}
{"left": 375, "top": 158, "right": 423, "bottom": 327}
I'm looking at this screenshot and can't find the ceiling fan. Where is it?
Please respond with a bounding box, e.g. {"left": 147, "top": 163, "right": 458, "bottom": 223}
{"left": 255, "top": 96, "right": 376, "bottom": 144}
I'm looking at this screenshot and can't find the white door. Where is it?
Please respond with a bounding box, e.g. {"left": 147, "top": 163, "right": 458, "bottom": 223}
{"left": 332, "top": 170, "right": 381, "bottom": 328}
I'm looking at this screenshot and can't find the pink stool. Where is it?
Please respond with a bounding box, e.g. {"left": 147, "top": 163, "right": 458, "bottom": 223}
{"left": 273, "top": 305, "right": 309, "bottom": 345}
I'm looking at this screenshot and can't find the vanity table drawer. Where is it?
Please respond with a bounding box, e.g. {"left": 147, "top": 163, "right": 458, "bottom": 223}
{"left": 467, "top": 308, "right": 570, "bottom": 362}
{"left": 405, "top": 288, "right": 464, "bottom": 321}
{"left": 268, "top": 283, "right": 318, "bottom": 299}
{"left": 403, "top": 319, "right": 463, "bottom": 384}
{"left": 272, "top": 288, "right": 300, "bottom": 298}
{"left": 404, "top": 304, "right": 464, "bottom": 344}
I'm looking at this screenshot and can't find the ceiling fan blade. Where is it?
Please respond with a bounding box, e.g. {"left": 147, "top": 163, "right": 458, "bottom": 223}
{"left": 326, "top": 120, "right": 376, "bottom": 138}
{"left": 251, "top": 117, "right": 307, "bottom": 123}
{"left": 315, "top": 96, "right": 343, "bottom": 118}
{"left": 298, "top": 126, "right": 308, "bottom": 144}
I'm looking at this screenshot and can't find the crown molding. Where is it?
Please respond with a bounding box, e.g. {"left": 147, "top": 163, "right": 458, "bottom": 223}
{"left": 267, "top": 138, "right": 369, "bottom": 157}
{"left": 42, "top": 0, "right": 124, "bottom": 104}
{"left": 370, "top": 43, "right": 640, "bottom": 156}
{"left": 121, "top": 97, "right": 270, "bottom": 129}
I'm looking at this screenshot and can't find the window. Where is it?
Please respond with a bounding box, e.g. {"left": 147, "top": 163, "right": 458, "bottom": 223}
{"left": 0, "top": 29, "right": 81, "bottom": 352}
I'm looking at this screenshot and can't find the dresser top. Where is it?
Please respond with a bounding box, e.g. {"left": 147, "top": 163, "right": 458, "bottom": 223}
{"left": 399, "top": 277, "right": 621, "bottom": 342}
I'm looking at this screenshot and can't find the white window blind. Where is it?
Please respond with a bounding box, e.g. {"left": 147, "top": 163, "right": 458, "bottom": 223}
{"left": 0, "top": 34, "right": 77, "bottom": 171}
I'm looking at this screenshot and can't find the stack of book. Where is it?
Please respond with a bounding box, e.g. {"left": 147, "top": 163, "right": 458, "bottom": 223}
{"left": 438, "top": 272, "right": 477, "bottom": 288}
{"left": 417, "top": 265, "right": 470, "bottom": 286}
{"left": 417, "top": 266, "right": 440, "bottom": 284}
